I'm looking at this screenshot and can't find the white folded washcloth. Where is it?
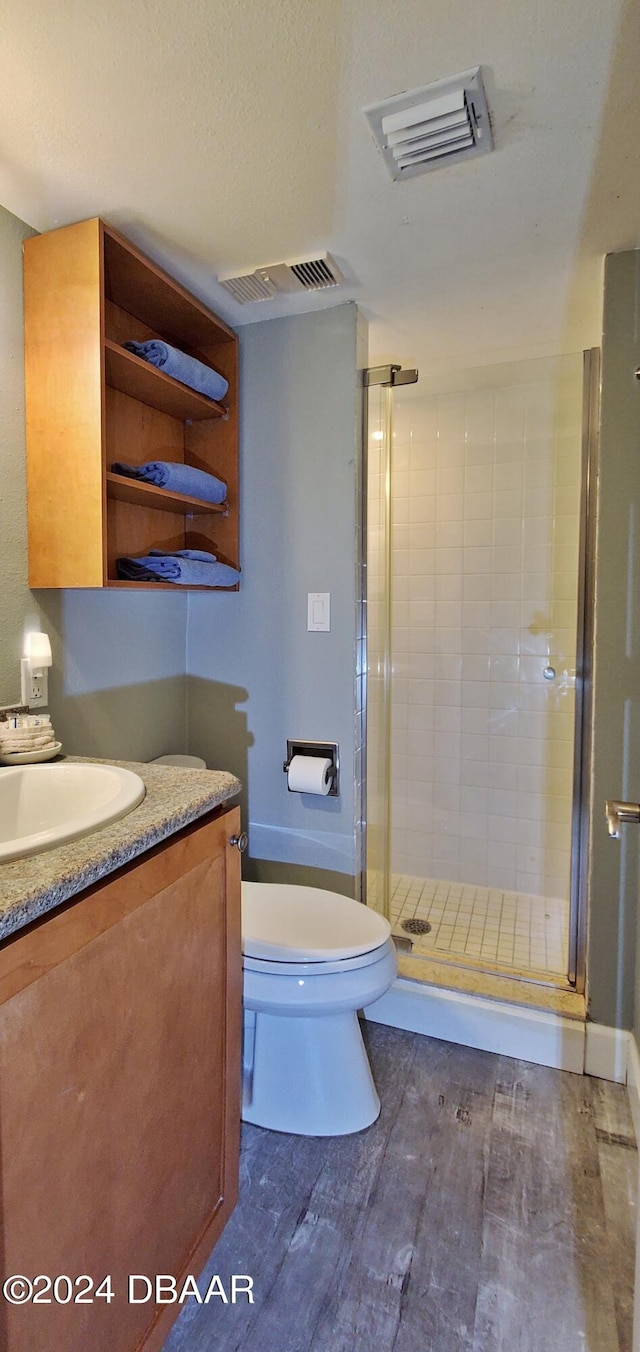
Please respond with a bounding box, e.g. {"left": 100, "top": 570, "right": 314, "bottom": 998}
{"left": 0, "top": 736, "right": 55, "bottom": 753}
{"left": 0, "top": 726, "right": 56, "bottom": 752}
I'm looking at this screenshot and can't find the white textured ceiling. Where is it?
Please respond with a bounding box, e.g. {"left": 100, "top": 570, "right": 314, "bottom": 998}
{"left": 2, "top": 0, "right": 639, "bottom": 374}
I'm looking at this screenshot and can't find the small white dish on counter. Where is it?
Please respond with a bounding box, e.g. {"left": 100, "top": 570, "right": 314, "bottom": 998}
{"left": 0, "top": 762, "right": 146, "bottom": 862}
{"left": 0, "top": 741, "right": 63, "bottom": 766}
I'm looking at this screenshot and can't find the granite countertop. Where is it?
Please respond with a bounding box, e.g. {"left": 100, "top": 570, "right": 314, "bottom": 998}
{"left": 0, "top": 756, "right": 241, "bottom": 943}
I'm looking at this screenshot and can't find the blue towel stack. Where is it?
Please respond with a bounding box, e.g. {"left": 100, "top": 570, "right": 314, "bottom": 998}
{"left": 123, "top": 340, "right": 228, "bottom": 403}
{"left": 116, "top": 549, "right": 240, "bottom": 588}
{"left": 111, "top": 461, "right": 227, "bottom": 505}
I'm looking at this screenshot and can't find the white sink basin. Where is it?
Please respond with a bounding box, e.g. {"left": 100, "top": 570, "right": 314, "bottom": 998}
{"left": 0, "top": 763, "right": 146, "bottom": 863}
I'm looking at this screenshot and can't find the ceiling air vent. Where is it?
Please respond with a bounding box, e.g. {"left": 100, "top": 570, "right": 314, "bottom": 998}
{"left": 218, "top": 253, "right": 345, "bottom": 304}
{"left": 364, "top": 66, "right": 493, "bottom": 182}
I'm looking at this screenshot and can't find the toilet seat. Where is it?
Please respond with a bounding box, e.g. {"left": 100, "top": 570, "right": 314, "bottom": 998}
{"left": 243, "top": 944, "right": 394, "bottom": 977}
{"left": 242, "top": 881, "right": 391, "bottom": 963}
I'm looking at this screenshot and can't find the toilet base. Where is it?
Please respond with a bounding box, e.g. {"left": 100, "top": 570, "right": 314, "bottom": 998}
{"left": 242, "top": 1009, "right": 380, "bottom": 1136}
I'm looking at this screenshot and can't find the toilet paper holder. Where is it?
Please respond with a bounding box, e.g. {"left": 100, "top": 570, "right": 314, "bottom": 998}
{"left": 283, "top": 740, "right": 340, "bottom": 797}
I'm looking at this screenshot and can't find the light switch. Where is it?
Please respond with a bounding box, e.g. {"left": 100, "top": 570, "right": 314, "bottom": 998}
{"left": 307, "top": 592, "right": 330, "bottom": 632}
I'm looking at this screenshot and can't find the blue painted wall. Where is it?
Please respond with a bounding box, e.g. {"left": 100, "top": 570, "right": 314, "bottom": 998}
{"left": 186, "top": 305, "right": 360, "bottom": 882}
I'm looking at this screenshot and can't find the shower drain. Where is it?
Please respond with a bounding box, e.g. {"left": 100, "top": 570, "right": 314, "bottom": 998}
{"left": 401, "top": 918, "right": 432, "bottom": 936}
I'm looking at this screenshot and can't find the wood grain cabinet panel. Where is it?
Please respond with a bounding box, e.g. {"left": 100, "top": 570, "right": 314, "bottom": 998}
{"left": 0, "top": 809, "right": 241, "bottom": 1352}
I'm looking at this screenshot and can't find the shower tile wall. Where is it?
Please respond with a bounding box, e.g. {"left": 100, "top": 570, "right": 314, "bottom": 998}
{"left": 390, "top": 371, "right": 582, "bottom": 902}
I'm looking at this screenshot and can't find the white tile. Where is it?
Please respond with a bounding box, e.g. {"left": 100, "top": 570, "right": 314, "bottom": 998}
{"left": 409, "top": 600, "right": 437, "bottom": 629}
{"left": 435, "top": 520, "right": 464, "bottom": 549}
{"left": 524, "top": 486, "right": 552, "bottom": 518}
{"left": 431, "top": 756, "right": 461, "bottom": 785}
{"left": 464, "top": 490, "right": 493, "bottom": 518}
{"left": 435, "top": 574, "right": 464, "bottom": 602}
{"left": 437, "top": 465, "right": 465, "bottom": 495}
{"left": 464, "top": 519, "right": 493, "bottom": 547}
{"left": 462, "top": 627, "right": 491, "bottom": 654}
{"left": 490, "top": 788, "right": 518, "bottom": 816}
{"left": 436, "top": 493, "right": 465, "bottom": 522}
{"left": 492, "top": 545, "right": 522, "bottom": 574}
{"left": 462, "top": 707, "right": 491, "bottom": 735}
{"left": 463, "top": 575, "right": 493, "bottom": 601}
{"left": 461, "top": 681, "right": 491, "bottom": 709}
{"left": 488, "top": 814, "right": 518, "bottom": 843}
{"left": 459, "top": 836, "right": 488, "bottom": 865}
{"left": 408, "top": 573, "right": 436, "bottom": 601}
{"left": 436, "top": 547, "right": 464, "bottom": 574}
{"left": 489, "top": 736, "right": 519, "bottom": 764}
{"left": 437, "top": 396, "right": 466, "bottom": 441}
{"left": 465, "top": 441, "right": 494, "bottom": 467}
{"left": 488, "top": 707, "right": 518, "bottom": 736}
{"left": 491, "top": 573, "right": 521, "bottom": 601}
{"left": 490, "top": 654, "right": 520, "bottom": 682}
{"left": 461, "top": 733, "right": 490, "bottom": 762}
{"left": 488, "top": 762, "right": 517, "bottom": 790}
{"left": 435, "top": 601, "right": 463, "bottom": 629}
{"left": 410, "top": 467, "right": 437, "bottom": 496}
{"left": 434, "top": 705, "right": 462, "bottom": 733}
{"left": 462, "top": 654, "right": 490, "bottom": 682}
{"left": 433, "top": 680, "right": 461, "bottom": 707}
{"left": 408, "top": 496, "right": 436, "bottom": 524}
{"left": 465, "top": 464, "right": 492, "bottom": 494}
{"left": 461, "top": 785, "right": 489, "bottom": 813}
{"left": 465, "top": 392, "right": 495, "bottom": 440}
{"left": 433, "top": 652, "right": 462, "bottom": 678}
{"left": 494, "top": 462, "right": 523, "bottom": 491}
{"left": 523, "top": 516, "right": 551, "bottom": 548}
{"left": 464, "top": 546, "right": 492, "bottom": 573}
{"left": 494, "top": 489, "right": 523, "bottom": 519}
{"left": 492, "top": 517, "right": 523, "bottom": 547}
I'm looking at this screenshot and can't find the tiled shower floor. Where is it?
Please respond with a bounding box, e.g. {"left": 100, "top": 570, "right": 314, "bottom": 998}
{"left": 390, "top": 874, "right": 569, "bottom": 978}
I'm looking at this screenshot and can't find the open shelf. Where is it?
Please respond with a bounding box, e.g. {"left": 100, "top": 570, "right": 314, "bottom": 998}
{"left": 105, "top": 471, "right": 227, "bottom": 516}
{"left": 103, "top": 578, "right": 225, "bottom": 589}
{"left": 104, "top": 340, "right": 227, "bottom": 422}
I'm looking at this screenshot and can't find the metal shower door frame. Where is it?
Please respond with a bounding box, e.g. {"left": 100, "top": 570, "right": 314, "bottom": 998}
{"left": 569, "top": 347, "right": 600, "bottom": 992}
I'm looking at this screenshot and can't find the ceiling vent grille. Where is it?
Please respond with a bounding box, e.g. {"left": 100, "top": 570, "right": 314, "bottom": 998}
{"left": 364, "top": 66, "right": 493, "bottom": 182}
{"left": 218, "top": 253, "right": 345, "bottom": 304}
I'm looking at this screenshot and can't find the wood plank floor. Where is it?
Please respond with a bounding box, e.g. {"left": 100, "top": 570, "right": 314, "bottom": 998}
{"left": 162, "top": 1023, "right": 637, "bottom": 1352}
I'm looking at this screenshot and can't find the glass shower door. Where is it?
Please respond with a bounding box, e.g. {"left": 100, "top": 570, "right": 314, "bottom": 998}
{"left": 366, "top": 353, "right": 589, "bottom": 986}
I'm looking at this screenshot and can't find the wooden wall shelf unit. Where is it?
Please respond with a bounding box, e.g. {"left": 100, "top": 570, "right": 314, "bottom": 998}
{"left": 23, "top": 217, "right": 239, "bottom": 590}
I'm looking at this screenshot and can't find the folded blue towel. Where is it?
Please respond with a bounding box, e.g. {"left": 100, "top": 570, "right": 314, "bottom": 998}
{"left": 123, "top": 340, "right": 228, "bottom": 403}
{"left": 111, "top": 461, "right": 226, "bottom": 505}
{"left": 147, "top": 548, "right": 218, "bottom": 562}
{"left": 116, "top": 551, "right": 240, "bottom": 588}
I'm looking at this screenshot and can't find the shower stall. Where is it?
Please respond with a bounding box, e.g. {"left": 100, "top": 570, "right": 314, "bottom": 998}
{"left": 363, "top": 351, "right": 597, "bottom": 990}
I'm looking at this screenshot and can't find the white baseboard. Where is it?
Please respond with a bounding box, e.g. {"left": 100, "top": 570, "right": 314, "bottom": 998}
{"left": 584, "top": 1022, "right": 629, "bottom": 1084}
{"left": 365, "top": 978, "right": 585, "bottom": 1074}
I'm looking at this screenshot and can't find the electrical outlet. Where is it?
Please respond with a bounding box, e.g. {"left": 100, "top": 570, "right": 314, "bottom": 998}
{"left": 20, "top": 658, "right": 48, "bottom": 708}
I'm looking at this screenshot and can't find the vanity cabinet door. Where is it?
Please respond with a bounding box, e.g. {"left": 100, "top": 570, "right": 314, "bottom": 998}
{"left": 0, "top": 808, "right": 241, "bottom": 1352}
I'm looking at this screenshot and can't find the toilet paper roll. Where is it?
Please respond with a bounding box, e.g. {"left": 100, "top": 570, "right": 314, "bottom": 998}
{"left": 287, "top": 755, "right": 333, "bottom": 795}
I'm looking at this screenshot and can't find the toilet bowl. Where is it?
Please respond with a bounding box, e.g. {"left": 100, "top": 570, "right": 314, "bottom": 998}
{"left": 149, "top": 758, "right": 397, "bottom": 1136}
{"left": 151, "top": 753, "right": 207, "bottom": 769}
{"left": 242, "top": 882, "right": 397, "bottom": 1137}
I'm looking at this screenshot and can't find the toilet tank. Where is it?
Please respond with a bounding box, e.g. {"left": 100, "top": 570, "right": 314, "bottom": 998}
{"left": 150, "top": 754, "right": 207, "bottom": 769}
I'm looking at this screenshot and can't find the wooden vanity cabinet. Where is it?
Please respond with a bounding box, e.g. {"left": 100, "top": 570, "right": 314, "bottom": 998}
{"left": 0, "top": 808, "right": 241, "bottom": 1352}
{"left": 23, "top": 217, "right": 239, "bottom": 590}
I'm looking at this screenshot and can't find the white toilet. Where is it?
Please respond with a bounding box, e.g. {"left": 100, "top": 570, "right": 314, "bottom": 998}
{"left": 242, "top": 882, "right": 396, "bottom": 1136}
{"left": 150, "top": 755, "right": 397, "bottom": 1137}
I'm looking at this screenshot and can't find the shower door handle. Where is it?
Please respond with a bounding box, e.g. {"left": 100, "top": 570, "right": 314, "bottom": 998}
{"left": 605, "top": 800, "right": 640, "bottom": 838}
